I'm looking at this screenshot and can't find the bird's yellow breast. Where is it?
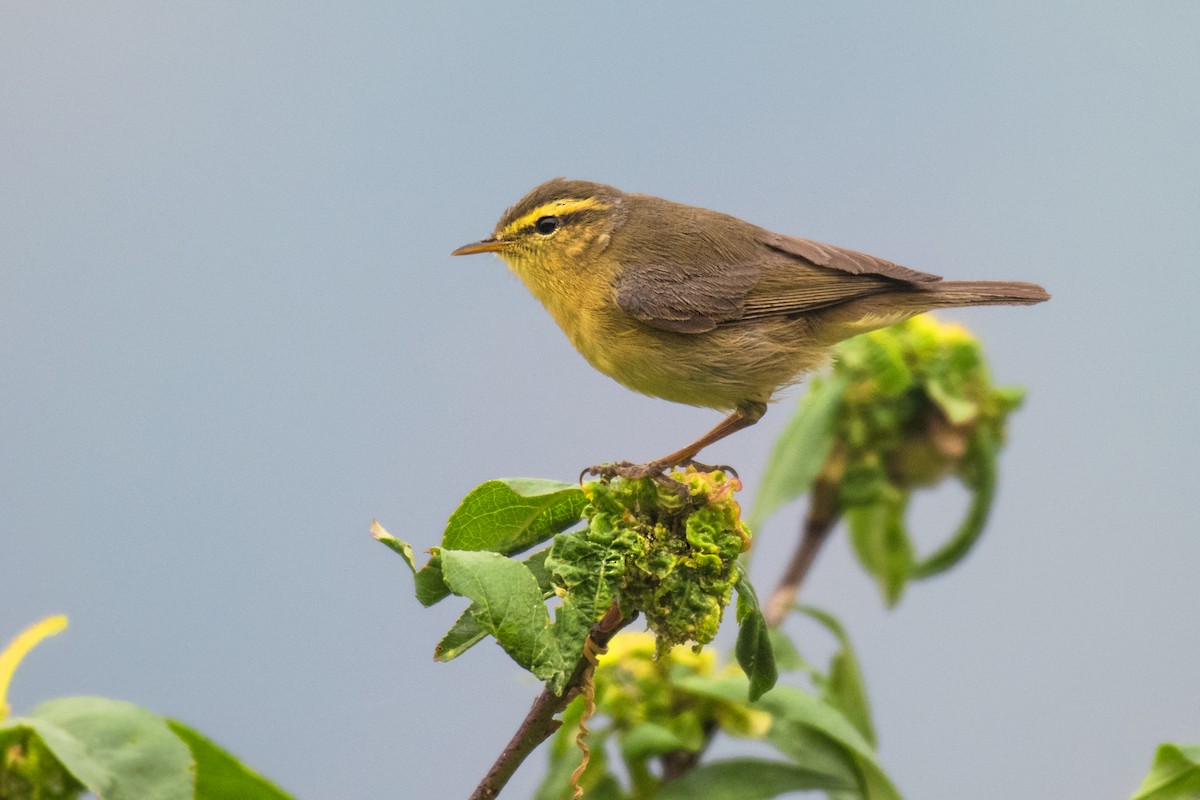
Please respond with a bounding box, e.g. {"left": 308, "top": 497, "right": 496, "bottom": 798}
{"left": 503, "top": 251, "right": 824, "bottom": 411}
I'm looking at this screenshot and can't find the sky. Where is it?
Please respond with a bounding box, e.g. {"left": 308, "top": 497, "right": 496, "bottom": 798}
{"left": 2, "top": 3, "right": 1198, "bottom": 799}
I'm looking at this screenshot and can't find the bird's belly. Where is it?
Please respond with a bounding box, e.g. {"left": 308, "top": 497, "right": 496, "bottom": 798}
{"left": 573, "top": 317, "right": 828, "bottom": 412}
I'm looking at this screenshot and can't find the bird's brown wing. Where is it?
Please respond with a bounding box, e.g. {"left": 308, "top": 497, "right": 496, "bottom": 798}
{"left": 614, "top": 231, "right": 942, "bottom": 333}
{"left": 614, "top": 262, "right": 760, "bottom": 333}
{"left": 759, "top": 231, "right": 942, "bottom": 283}
{"left": 739, "top": 269, "right": 904, "bottom": 321}
{"left": 740, "top": 231, "right": 943, "bottom": 321}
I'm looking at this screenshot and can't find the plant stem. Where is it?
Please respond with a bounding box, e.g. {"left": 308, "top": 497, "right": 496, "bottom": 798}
{"left": 468, "top": 603, "right": 633, "bottom": 800}
{"left": 763, "top": 475, "right": 840, "bottom": 629}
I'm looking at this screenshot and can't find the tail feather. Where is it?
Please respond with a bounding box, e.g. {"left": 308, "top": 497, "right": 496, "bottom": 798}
{"left": 917, "top": 280, "right": 1051, "bottom": 308}
{"left": 809, "top": 279, "right": 1050, "bottom": 343}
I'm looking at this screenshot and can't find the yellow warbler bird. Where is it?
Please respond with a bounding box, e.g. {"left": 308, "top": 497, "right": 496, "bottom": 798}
{"left": 453, "top": 178, "right": 1048, "bottom": 475}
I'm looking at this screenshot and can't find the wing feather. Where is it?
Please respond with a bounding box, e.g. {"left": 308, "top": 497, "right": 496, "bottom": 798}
{"left": 759, "top": 231, "right": 942, "bottom": 283}
{"left": 613, "top": 229, "right": 940, "bottom": 334}
{"left": 614, "top": 263, "right": 758, "bottom": 333}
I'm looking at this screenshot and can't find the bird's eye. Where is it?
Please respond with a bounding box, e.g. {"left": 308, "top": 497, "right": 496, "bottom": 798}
{"left": 534, "top": 216, "right": 561, "bottom": 235}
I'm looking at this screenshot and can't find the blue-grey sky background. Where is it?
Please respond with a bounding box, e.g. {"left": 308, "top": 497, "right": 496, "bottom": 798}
{"left": 2, "top": 3, "right": 1197, "bottom": 798}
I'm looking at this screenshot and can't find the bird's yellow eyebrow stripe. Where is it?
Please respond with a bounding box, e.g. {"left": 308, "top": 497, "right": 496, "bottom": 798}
{"left": 500, "top": 198, "right": 610, "bottom": 237}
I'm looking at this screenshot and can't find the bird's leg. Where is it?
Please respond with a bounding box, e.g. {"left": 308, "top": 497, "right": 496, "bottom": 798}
{"left": 583, "top": 401, "right": 767, "bottom": 480}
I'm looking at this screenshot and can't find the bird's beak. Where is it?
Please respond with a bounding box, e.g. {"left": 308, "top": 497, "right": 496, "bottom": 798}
{"left": 451, "top": 237, "right": 510, "bottom": 256}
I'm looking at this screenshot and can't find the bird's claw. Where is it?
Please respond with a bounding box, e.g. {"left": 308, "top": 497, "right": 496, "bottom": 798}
{"left": 579, "top": 459, "right": 739, "bottom": 484}
{"left": 580, "top": 461, "right": 665, "bottom": 482}
{"left": 684, "top": 460, "right": 739, "bottom": 480}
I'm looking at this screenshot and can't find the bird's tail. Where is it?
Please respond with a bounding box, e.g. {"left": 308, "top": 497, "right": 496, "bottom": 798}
{"left": 810, "top": 279, "right": 1050, "bottom": 343}
{"left": 915, "top": 280, "right": 1051, "bottom": 308}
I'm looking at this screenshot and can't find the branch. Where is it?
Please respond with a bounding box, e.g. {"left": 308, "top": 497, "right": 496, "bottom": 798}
{"left": 763, "top": 473, "right": 841, "bottom": 628}
{"left": 468, "top": 603, "right": 633, "bottom": 800}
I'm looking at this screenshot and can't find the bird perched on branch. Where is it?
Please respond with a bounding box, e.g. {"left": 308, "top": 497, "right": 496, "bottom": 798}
{"left": 453, "top": 178, "right": 1048, "bottom": 476}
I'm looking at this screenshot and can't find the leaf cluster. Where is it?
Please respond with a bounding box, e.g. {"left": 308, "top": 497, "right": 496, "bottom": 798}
{"left": 0, "top": 698, "right": 290, "bottom": 800}
{"left": 754, "top": 314, "right": 1026, "bottom": 605}
{"left": 535, "top": 614, "right": 894, "bottom": 800}
{"left": 583, "top": 470, "right": 748, "bottom": 655}
{"left": 377, "top": 470, "right": 774, "bottom": 697}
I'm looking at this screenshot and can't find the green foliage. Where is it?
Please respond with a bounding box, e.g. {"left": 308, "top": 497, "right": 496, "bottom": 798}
{"left": 166, "top": 721, "right": 291, "bottom": 800}
{"left": 0, "top": 618, "right": 290, "bottom": 800}
{"left": 536, "top": 633, "right": 771, "bottom": 799}
{"left": 531, "top": 613, "right": 892, "bottom": 800}
{"left": 380, "top": 469, "right": 772, "bottom": 698}
{"left": 750, "top": 375, "right": 846, "bottom": 530}
{"left": 655, "top": 758, "right": 852, "bottom": 799}
{"left": 584, "top": 469, "right": 750, "bottom": 654}
{"left": 0, "top": 722, "right": 84, "bottom": 800}
{"left": 798, "top": 608, "right": 875, "bottom": 746}
{"left": 442, "top": 479, "right": 589, "bottom": 554}
{"left": 733, "top": 574, "right": 777, "bottom": 702}
{"left": 0, "top": 698, "right": 291, "bottom": 800}
{"left": 1131, "top": 743, "right": 1200, "bottom": 799}
{"left": 434, "top": 548, "right": 554, "bottom": 662}
{"left": 754, "top": 314, "right": 1026, "bottom": 605}
{"left": 377, "top": 314, "right": 1053, "bottom": 799}
{"left": 672, "top": 674, "right": 899, "bottom": 800}
{"left": 372, "top": 478, "right": 586, "bottom": 607}
{"left": 439, "top": 549, "right": 560, "bottom": 682}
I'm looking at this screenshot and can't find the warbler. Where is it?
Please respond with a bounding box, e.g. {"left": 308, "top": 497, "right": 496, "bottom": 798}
{"left": 453, "top": 178, "right": 1048, "bottom": 475}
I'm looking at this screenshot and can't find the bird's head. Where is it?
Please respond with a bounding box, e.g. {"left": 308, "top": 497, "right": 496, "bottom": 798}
{"left": 452, "top": 178, "right": 626, "bottom": 278}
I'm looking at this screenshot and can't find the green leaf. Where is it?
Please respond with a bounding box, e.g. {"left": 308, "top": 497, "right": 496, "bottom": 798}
{"left": 910, "top": 429, "right": 998, "bottom": 580}
{"left": 443, "top": 479, "right": 587, "bottom": 555}
{"left": 620, "top": 722, "right": 689, "bottom": 761}
{"left": 374, "top": 478, "right": 584, "bottom": 609}
{"left": 839, "top": 461, "right": 889, "bottom": 507}
{"left": 763, "top": 723, "right": 863, "bottom": 793}
{"left": 543, "top": 528, "right": 628, "bottom": 693}
{"left": 166, "top": 720, "right": 292, "bottom": 799}
{"left": 370, "top": 520, "right": 418, "bottom": 569}
{"left": 992, "top": 385, "right": 1027, "bottom": 411}
{"left": 412, "top": 554, "right": 451, "bottom": 606}
{"left": 734, "top": 575, "right": 777, "bottom": 701}
{"left": 523, "top": 547, "right": 556, "bottom": 594}
{"left": 0, "top": 719, "right": 87, "bottom": 799}
{"left": 1131, "top": 743, "right": 1200, "bottom": 799}
{"left": 750, "top": 376, "right": 847, "bottom": 530}
{"left": 675, "top": 676, "right": 901, "bottom": 800}
{"left": 862, "top": 334, "right": 914, "bottom": 396}
{"left": 925, "top": 377, "right": 978, "bottom": 425}
{"left": 845, "top": 490, "right": 913, "bottom": 607}
{"left": 799, "top": 606, "right": 875, "bottom": 746}
{"left": 655, "top": 758, "right": 853, "bottom": 799}
{"left": 434, "top": 548, "right": 555, "bottom": 662}
{"left": 757, "top": 686, "right": 900, "bottom": 800}
{"left": 433, "top": 610, "right": 487, "bottom": 662}
{"left": 370, "top": 520, "right": 451, "bottom": 607}
{"left": 27, "top": 697, "right": 195, "bottom": 800}
{"left": 439, "top": 550, "right": 553, "bottom": 677}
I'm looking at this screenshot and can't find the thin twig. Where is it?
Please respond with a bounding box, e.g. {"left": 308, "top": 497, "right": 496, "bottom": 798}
{"left": 763, "top": 474, "right": 841, "bottom": 628}
{"left": 468, "top": 603, "right": 632, "bottom": 800}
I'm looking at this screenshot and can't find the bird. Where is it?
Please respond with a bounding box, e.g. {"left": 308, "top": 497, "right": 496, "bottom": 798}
{"left": 452, "top": 178, "right": 1048, "bottom": 476}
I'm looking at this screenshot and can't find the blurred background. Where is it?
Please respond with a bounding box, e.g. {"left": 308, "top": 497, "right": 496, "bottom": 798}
{"left": 2, "top": 3, "right": 1197, "bottom": 798}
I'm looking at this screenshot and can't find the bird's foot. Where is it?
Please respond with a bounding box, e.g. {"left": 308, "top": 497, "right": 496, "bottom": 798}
{"left": 580, "top": 461, "right": 667, "bottom": 482}
{"left": 579, "top": 459, "right": 739, "bottom": 483}
{"left": 681, "top": 460, "right": 739, "bottom": 480}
